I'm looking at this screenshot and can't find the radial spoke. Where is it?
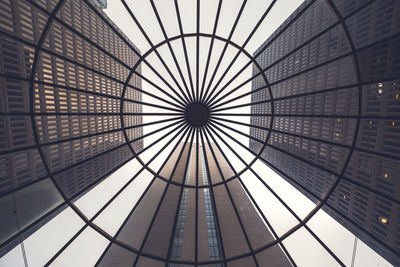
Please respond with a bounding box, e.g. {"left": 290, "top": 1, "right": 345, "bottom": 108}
{"left": 128, "top": 119, "right": 186, "bottom": 145}
{"left": 174, "top": 0, "right": 196, "bottom": 102}
{"left": 211, "top": 97, "right": 270, "bottom": 113}
{"left": 207, "top": 72, "right": 267, "bottom": 111}
{"left": 210, "top": 116, "right": 272, "bottom": 135}
{"left": 203, "top": 0, "right": 277, "bottom": 106}
{"left": 0, "top": 28, "right": 188, "bottom": 112}
{"left": 212, "top": 113, "right": 400, "bottom": 120}
{"left": 194, "top": 129, "right": 199, "bottom": 263}
{"left": 211, "top": 83, "right": 354, "bottom": 112}
{"left": 81, "top": 0, "right": 186, "bottom": 107}
{"left": 205, "top": 122, "right": 346, "bottom": 267}
{"left": 205, "top": 0, "right": 319, "bottom": 108}
{"left": 211, "top": 116, "right": 399, "bottom": 160}
{"left": 131, "top": 128, "right": 194, "bottom": 266}
{"left": 134, "top": 68, "right": 188, "bottom": 108}
{"left": 0, "top": 116, "right": 183, "bottom": 158}
{"left": 46, "top": 119, "right": 186, "bottom": 185}
{"left": 47, "top": 124, "right": 191, "bottom": 266}
{"left": 212, "top": 113, "right": 357, "bottom": 118}
{"left": 120, "top": 0, "right": 190, "bottom": 107}
{"left": 3, "top": 0, "right": 399, "bottom": 265}
{"left": 207, "top": 118, "right": 400, "bottom": 260}
{"left": 210, "top": 118, "right": 400, "bottom": 259}
{"left": 208, "top": 119, "right": 400, "bottom": 206}
{"left": 165, "top": 130, "right": 195, "bottom": 265}
{"left": 195, "top": 0, "right": 200, "bottom": 102}
{"left": 205, "top": 126, "right": 296, "bottom": 265}
{"left": 199, "top": 128, "right": 227, "bottom": 264}
{"left": 149, "top": 0, "right": 193, "bottom": 104}
{"left": 200, "top": 0, "right": 247, "bottom": 104}
{"left": 201, "top": 125, "right": 259, "bottom": 266}
{"left": 122, "top": 99, "right": 183, "bottom": 113}
{"left": 202, "top": 125, "right": 294, "bottom": 264}
{"left": 24, "top": 112, "right": 185, "bottom": 116}
{"left": 198, "top": 0, "right": 223, "bottom": 103}
{"left": 34, "top": 79, "right": 185, "bottom": 112}
{"left": 22, "top": 0, "right": 188, "bottom": 111}
{"left": 209, "top": 18, "right": 394, "bottom": 109}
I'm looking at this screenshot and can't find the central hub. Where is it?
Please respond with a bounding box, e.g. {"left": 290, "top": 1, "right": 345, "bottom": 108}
{"left": 185, "top": 102, "right": 210, "bottom": 127}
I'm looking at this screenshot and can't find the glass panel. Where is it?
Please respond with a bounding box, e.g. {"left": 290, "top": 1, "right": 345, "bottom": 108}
{"left": 93, "top": 168, "right": 154, "bottom": 236}
{"left": 158, "top": 143, "right": 186, "bottom": 182}
{"left": 267, "top": 131, "right": 351, "bottom": 175}
{"left": 259, "top": 144, "right": 339, "bottom": 203}
{"left": 227, "top": 179, "right": 275, "bottom": 250}
{"left": 255, "top": 0, "right": 338, "bottom": 66}
{"left": 357, "top": 35, "right": 400, "bottom": 83}
{"left": 283, "top": 227, "right": 340, "bottom": 267}
{"left": 142, "top": 184, "right": 181, "bottom": 258}
{"left": 74, "top": 158, "right": 142, "bottom": 219}
{"left": 23, "top": 207, "right": 85, "bottom": 266}
{"left": 53, "top": 144, "right": 132, "bottom": 198}
{"left": 16, "top": 178, "right": 64, "bottom": 231}
{"left": 252, "top": 159, "right": 316, "bottom": 218}
{"left": 227, "top": 256, "right": 257, "bottom": 267}
{"left": 344, "top": 0, "right": 400, "bottom": 49}
{"left": 0, "top": 244, "right": 25, "bottom": 267}
{"left": 353, "top": 238, "right": 393, "bottom": 267}
{"left": 0, "top": 193, "right": 18, "bottom": 245}
{"left": 326, "top": 179, "right": 400, "bottom": 266}
{"left": 0, "top": 116, "right": 34, "bottom": 152}
{"left": 240, "top": 169, "right": 299, "bottom": 235}
{"left": 116, "top": 179, "right": 166, "bottom": 249}
{"left": 98, "top": 243, "right": 136, "bottom": 267}
{"left": 51, "top": 226, "right": 109, "bottom": 266}
{"left": 255, "top": 243, "right": 292, "bottom": 266}
{"left": 343, "top": 150, "right": 399, "bottom": 201}
{"left": 270, "top": 55, "right": 357, "bottom": 98}
{"left": 212, "top": 183, "right": 250, "bottom": 259}
{"left": 1, "top": 0, "right": 399, "bottom": 266}
{"left": 0, "top": 148, "right": 47, "bottom": 196}
{"left": 136, "top": 256, "right": 164, "bottom": 267}
{"left": 307, "top": 209, "right": 355, "bottom": 266}
{"left": 231, "top": 0, "right": 274, "bottom": 48}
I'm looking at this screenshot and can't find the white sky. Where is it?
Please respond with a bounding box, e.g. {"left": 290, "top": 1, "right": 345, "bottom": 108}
{"left": 0, "top": 0, "right": 394, "bottom": 266}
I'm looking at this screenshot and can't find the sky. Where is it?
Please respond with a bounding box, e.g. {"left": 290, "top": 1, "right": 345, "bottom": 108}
{"left": 0, "top": 0, "right": 394, "bottom": 266}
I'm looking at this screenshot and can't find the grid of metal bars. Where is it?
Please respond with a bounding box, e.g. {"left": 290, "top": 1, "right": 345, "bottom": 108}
{"left": 0, "top": 0, "right": 399, "bottom": 266}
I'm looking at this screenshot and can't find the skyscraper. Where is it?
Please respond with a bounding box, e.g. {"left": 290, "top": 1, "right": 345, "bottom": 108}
{"left": 98, "top": 142, "right": 292, "bottom": 266}
{"left": 0, "top": 0, "right": 142, "bottom": 257}
{"left": 1, "top": 0, "right": 399, "bottom": 265}
{"left": 93, "top": 0, "right": 107, "bottom": 9}
{"left": 250, "top": 0, "right": 400, "bottom": 265}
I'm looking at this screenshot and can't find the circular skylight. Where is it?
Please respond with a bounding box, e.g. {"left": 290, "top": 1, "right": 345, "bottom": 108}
{"left": 0, "top": 0, "right": 399, "bottom": 266}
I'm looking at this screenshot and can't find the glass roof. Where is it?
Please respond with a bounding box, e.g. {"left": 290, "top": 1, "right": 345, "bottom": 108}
{"left": 0, "top": 0, "right": 399, "bottom": 266}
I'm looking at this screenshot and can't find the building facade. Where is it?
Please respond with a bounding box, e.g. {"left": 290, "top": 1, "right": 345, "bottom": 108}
{"left": 98, "top": 142, "right": 292, "bottom": 266}
{"left": 250, "top": 0, "right": 400, "bottom": 265}
{"left": 93, "top": 0, "right": 107, "bottom": 9}
{"left": 0, "top": 0, "right": 142, "bottom": 257}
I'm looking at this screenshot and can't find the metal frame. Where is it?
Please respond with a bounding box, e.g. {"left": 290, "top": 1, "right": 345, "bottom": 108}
{"left": 1, "top": 0, "right": 399, "bottom": 266}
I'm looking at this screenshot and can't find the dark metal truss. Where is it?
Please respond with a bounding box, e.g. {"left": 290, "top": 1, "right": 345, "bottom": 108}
{"left": 1, "top": 0, "right": 399, "bottom": 266}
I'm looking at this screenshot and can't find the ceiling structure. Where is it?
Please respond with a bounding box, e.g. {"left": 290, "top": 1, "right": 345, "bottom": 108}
{"left": 0, "top": 0, "right": 399, "bottom": 266}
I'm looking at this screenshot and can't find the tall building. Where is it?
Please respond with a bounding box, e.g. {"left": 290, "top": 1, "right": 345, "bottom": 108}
{"left": 93, "top": 0, "right": 107, "bottom": 9}
{"left": 97, "top": 142, "right": 292, "bottom": 266}
{"left": 250, "top": 0, "right": 400, "bottom": 265}
{"left": 0, "top": 0, "right": 142, "bottom": 258}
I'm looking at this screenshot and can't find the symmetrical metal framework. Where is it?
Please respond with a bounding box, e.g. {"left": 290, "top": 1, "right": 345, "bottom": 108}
{"left": 0, "top": 0, "right": 399, "bottom": 266}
